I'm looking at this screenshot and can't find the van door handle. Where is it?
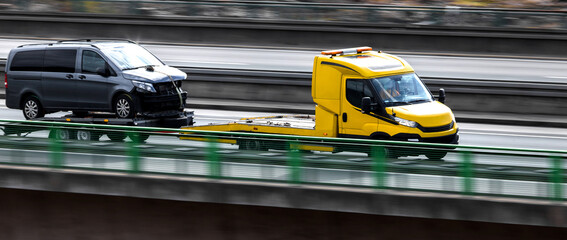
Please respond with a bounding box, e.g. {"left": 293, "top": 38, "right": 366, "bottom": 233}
{"left": 78, "top": 75, "right": 86, "bottom": 80}
{"left": 66, "top": 74, "right": 73, "bottom": 79}
{"left": 342, "top": 113, "right": 347, "bottom": 122}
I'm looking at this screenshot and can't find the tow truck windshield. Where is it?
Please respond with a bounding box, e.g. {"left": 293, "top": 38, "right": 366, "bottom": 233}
{"left": 371, "top": 73, "right": 433, "bottom": 107}
{"left": 98, "top": 43, "right": 164, "bottom": 70}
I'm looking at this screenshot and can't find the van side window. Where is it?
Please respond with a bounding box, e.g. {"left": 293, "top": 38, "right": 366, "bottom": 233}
{"left": 82, "top": 50, "right": 107, "bottom": 74}
{"left": 10, "top": 50, "right": 45, "bottom": 71}
{"left": 346, "top": 79, "right": 375, "bottom": 108}
{"left": 44, "top": 49, "right": 77, "bottom": 73}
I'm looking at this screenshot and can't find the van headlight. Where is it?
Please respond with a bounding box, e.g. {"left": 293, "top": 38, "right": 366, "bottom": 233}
{"left": 132, "top": 80, "right": 156, "bottom": 93}
{"left": 394, "top": 116, "right": 417, "bottom": 128}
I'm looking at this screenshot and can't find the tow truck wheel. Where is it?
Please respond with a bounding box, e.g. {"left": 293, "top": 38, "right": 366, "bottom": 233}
{"left": 127, "top": 132, "right": 150, "bottom": 143}
{"left": 76, "top": 130, "right": 100, "bottom": 141}
{"left": 23, "top": 96, "right": 45, "bottom": 120}
{"left": 239, "top": 139, "right": 264, "bottom": 151}
{"left": 114, "top": 94, "right": 136, "bottom": 119}
{"left": 107, "top": 132, "right": 127, "bottom": 142}
{"left": 49, "top": 129, "right": 76, "bottom": 140}
{"left": 425, "top": 150, "right": 448, "bottom": 160}
{"left": 367, "top": 147, "right": 399, "bottom": 159}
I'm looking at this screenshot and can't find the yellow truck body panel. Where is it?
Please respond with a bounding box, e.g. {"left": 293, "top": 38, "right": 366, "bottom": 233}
{"left": 183, "top": 47, "right": 459, "bottom": 146}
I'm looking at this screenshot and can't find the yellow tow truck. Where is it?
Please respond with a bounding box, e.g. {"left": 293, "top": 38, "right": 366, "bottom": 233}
{"left": 183, "top": 47, "right": 458, "bottom": 159}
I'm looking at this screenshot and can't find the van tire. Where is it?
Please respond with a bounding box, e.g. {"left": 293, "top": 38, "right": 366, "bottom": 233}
{"left": 23, "top": 96, "right": 45, "bottom": 120}
{"left": 114, "top": 94, "right": 136, "bottom": 119}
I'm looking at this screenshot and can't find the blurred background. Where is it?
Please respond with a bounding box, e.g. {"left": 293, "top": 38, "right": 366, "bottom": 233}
{"left": 3, "top": 0, "right": 567, "bottom": 30}
{"left": 1, "top": 1, "right": 567, "bottom": 239}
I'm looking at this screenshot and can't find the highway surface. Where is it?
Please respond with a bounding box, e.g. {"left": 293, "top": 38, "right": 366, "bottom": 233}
{"left": 0, "top": 105, "right": 563, "bottom": 199}
{"left": 1, "top": 38, "right": 567, "bottom": 152}
{"left": 2, "top": 38, "right": 567, "bottom": 83}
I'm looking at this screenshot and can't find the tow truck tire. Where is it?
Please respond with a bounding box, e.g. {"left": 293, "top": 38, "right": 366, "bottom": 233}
{"left": 425, "top": 150, "right": 448, "bottom": 160}
{"left": 114, "top": 94, "right": 136, "bottom": 119}
{"left": 107, "top": 132, "right": 127, "bottom": 142}
{"left": 127, "top": 132, "right": 150, "bottom": 143}
{"left": 76, "top": 130, "right": 100, "bottom": 141}
{"left": 367, "top": 147, "right": 399, "bottom": 159}
{"left": 238, "top": 139, "right": 266, "bottom": 151}
{"left": 23, "top": 96, "right": 45, "bottom": 120}
{"left": 49, "top": 129, "right": 76, "bottom": 140}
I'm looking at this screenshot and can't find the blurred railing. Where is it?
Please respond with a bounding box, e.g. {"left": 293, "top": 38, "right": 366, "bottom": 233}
{"left": 0, "top": 119, "right": 565, "bottom": 201}
{"left": 3, "top": 0, "right": 567, "bottom": 31}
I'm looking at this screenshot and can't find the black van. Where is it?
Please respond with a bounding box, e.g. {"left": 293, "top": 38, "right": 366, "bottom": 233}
{"left": 5, "top": 39, "right": 187, "bottom": 119}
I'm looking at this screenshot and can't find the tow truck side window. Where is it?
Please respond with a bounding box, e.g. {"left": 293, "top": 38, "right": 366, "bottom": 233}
{"left": 82, "top": 50, "right": 107, "bottom": 74}
{"left": 346, "top": 79, "right": 375, "bottom": 108}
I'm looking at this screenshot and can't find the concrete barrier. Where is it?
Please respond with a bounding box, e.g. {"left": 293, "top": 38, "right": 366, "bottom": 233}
{"left": 0, "top": 165, "right": 566, "bottom": 230}
{"left": 1, "top": 12, "right": 567, "bottom": 56}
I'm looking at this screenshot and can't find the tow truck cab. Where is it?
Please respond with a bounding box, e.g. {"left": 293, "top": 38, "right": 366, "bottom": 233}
{"left": 312, "top": 47, "right": 459, "bottom": 144}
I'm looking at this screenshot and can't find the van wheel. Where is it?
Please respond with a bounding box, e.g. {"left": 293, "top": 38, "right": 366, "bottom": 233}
{"left": 114, "top": 94, "right": 136, "bottom": 119}
{"left": 23, "top": 96, "right": 45, "bottom": 120}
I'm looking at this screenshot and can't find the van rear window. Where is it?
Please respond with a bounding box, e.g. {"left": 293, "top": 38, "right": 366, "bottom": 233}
{"left": 10, "top": 50, "right": 45, "bottom": 72}
{"left": 44, "top": 50, "right": 77, "bottom": 73}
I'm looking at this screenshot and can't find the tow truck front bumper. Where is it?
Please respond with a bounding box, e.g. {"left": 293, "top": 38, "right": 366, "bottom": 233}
{"left": 391, "top": 130, "right": 459, "bottom": 145}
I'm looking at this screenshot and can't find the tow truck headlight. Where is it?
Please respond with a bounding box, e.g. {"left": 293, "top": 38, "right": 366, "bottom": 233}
{"left": 132, "top": 80, "right": 156, "bottom": 93}
{"left": 394, "top": 116, "right": 417, "bottom": 128}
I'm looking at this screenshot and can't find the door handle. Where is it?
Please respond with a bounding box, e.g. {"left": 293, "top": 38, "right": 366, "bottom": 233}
{"left": 78, "top": 75, "right": 86, "bottom": 80}
{"left": 342, "top": 113, "right": 347, "bottom": 122}
{"left": 66, "top": 74, "right": 73, "bottom": 79}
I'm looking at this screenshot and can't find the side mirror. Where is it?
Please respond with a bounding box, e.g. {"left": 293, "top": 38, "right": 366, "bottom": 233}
{"left": 361, "top": 97, "right": 372, "bottom": 114}
{"left": 438, "top": 88, "right": 446, "bottom": 104}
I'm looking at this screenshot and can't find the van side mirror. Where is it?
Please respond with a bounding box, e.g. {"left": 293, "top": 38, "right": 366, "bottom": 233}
{"left": 361, "top": 97, "right": 372, "bottom": 113}
{"left": 438, "top": 88, "right": 446, "bottom": 104}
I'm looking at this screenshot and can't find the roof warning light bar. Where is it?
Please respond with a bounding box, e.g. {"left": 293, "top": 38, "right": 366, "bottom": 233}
{"left": 321, "top": 46, "right": 373, "bottom": 56}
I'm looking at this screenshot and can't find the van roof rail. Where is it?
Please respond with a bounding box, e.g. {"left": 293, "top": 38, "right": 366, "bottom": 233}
{"left": 17, "top": 39, "right": 138, "bottom": 48}
{"left": 17, "top": 43, "right": 47, "bottom": 48}
{"left": 56, "top": 39, "right": 138, "bottom": 44}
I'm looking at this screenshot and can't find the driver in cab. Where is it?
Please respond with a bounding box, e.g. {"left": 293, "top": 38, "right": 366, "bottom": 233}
{"left": 378, "top": 76, "right": 401, "bottom": 101}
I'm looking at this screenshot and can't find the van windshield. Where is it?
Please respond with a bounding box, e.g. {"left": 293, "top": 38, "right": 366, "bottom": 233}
{"left": 98, "top": 44, "right": 164, "bottom": 70}
{"left": 370, "top": 73, "right": 433, "bottom": 107}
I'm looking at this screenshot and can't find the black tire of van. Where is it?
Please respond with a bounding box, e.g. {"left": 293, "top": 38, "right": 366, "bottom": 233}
{"left": 114, "top": 94, "right": 136, "bottom": 119}
{"left": 22, "top": 96, "right": 45, "bottom": 120}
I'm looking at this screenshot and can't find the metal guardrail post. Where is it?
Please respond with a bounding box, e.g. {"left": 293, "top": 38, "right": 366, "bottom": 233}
{"left": 288, "top": 141, "right": 301, "bottom": 184}
{"left": 127, "top": 131, "right": 140, "bottom": 173}
{"left": 551, "top": 155, "right": 564, "bottom": 201}
{"left": 49, "top": 127, "right": 63, "bottom": 168}
{"left": 460, "top": 151, "right": 473, "bottom": 195}
{"left": 207, "top": 137, "right": 221, "bottom": 179}
{"left": 372, "top": 145, "right": 386, "bottom": 189}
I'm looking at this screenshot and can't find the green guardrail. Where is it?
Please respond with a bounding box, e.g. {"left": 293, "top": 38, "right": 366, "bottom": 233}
{"left": 0, "top": 119, "right": 565, "bottom": 201}
{"left": 5, "top": 0, "right": 567, "bottom": 30}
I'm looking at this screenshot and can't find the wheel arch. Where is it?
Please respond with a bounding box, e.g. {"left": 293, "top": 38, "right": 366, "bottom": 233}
{"left": 19, "top": 91, "right": 42, "bottom": 109}
{"left": 370, "top": 131, "right": 391, "bottom": 140}
{"left": 111, "top": 90, "right": 133, "bottom": 111}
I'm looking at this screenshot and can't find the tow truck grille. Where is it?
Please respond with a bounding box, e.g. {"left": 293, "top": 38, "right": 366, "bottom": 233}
{"left": 417, "top": 121, "right": 454, "bottom": 133}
